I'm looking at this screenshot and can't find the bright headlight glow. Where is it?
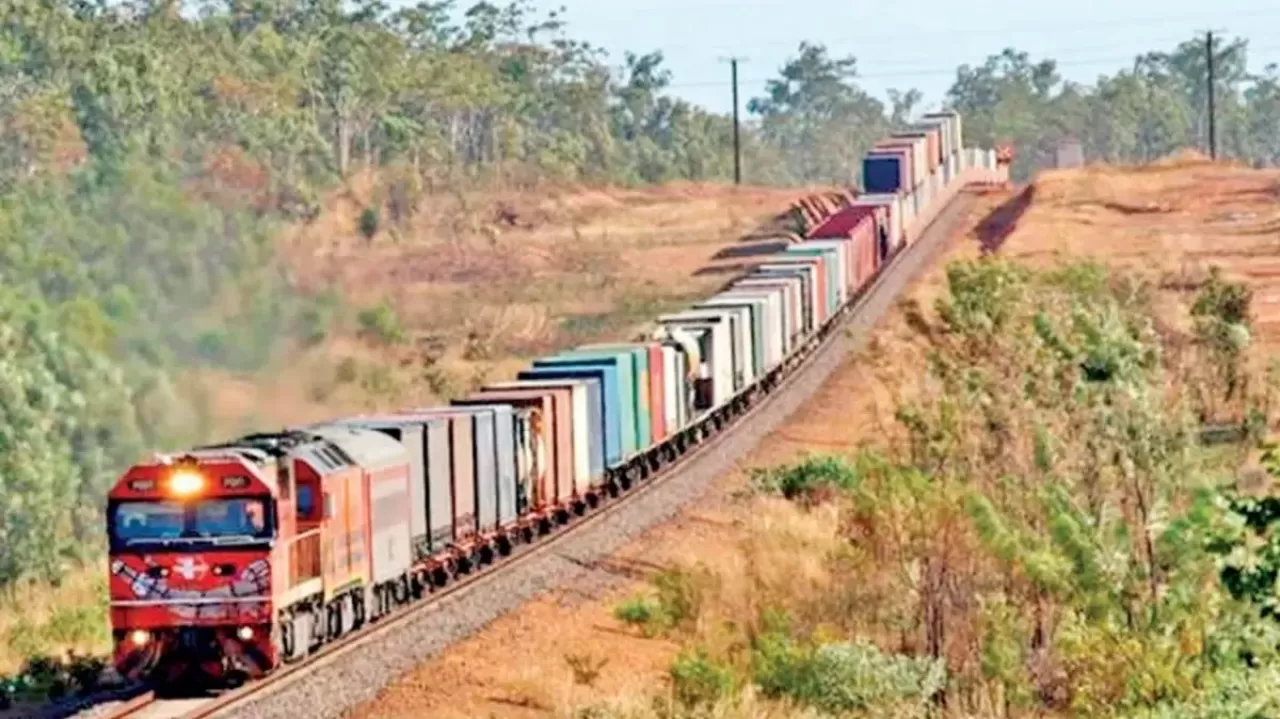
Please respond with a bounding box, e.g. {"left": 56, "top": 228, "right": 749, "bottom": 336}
{"left": 236, "top": 626, "right": 254, "bottom": 641}
{"left": 129, "top": 629, "right": 151, "bottom": 646}
{"left": 167, "top": 469, "right": 205, "bottom": 497}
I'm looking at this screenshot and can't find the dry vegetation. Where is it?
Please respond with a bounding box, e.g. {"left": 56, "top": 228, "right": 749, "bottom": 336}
{"left": 352, "top": 157, "right": 1280, "bottom": 718}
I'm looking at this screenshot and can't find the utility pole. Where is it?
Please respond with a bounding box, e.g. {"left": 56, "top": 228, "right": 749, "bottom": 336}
{"left": 1206, "top": 31, "right": 1217, "bottom": 160}
{"left": 720, "top": 56, "right": 747, "bottom": 185}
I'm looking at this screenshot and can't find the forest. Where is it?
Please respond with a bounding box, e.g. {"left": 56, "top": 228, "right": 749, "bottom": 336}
{"left": 3, "top": 0, "right": 1280, "bottom": 702}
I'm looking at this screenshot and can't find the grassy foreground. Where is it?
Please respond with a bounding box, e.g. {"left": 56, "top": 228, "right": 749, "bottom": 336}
{"left": 577, "top": 258, "right": 1280, "bottom": 718}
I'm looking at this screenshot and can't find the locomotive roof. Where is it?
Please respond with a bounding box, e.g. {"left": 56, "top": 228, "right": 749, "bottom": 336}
{"left": 307, "top": 423, "right": 408, "bottom": 470}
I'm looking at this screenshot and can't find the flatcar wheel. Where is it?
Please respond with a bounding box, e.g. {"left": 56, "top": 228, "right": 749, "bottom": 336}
{"left": 522, "top": 526, "right": 535, "bottom": 543}
{"left": 497, "top": 536, "right": 513, "bottom": 556}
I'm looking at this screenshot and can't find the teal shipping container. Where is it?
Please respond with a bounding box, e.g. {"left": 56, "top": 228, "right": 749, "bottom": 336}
{"left": 533, "top": 352, "right": 638, "bottom": 459}
{"left": 572, "top": 344, "right": 652, "bottom": 450}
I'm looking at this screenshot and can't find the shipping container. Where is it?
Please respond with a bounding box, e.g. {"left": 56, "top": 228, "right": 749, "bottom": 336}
{"left": 483, "top": 378, "right": 603, "bottom": 485}
{"left": 533, "top": 352, "right": 637, "bottom": 459}
{"left": 915, "top": 116, "right": 951, "bottom": 159}
{"left": 923, "top": 111, "right": 962, "bottom": 159}
{"left": 762, "top": 255, "right": 832, "bottom": 323}
{"left": 657, "top": 344, "right": 685, "bottom": 432}
{"left": 309, "top": 425, "right": 413, "bottom": 586}
{"left": 405, "top": 406, "right": 511, "bottom": 536}
{"left": 733, "top": 276, "right": 803, "bottom": 349}
{"left": 573, "top": 344, "right": 653, "bottom": 450}
{"left": 863, "top": 154, "right": 905, "bottom": 193}
{"left": 751, "top": 264, "right": 816, "bottom": 334}
{"left": 888, "top": 132, "right": 930, "bottom": 184}
{"left": 902, "top": 123, "right": 942, "bottom": 170}
{"left": 660, "top": 308, "right": 740, "bottom": 395}
{"left": 795, "top": 240, "right": 856, "bottom": 300}
{"left": 655, "top": 312, "right": 733, "bottom": 410}
{"left": 324, "top": 415, "right": 454, "bottom": 560}
{"left": 851, "top": 194, "right": 903, "bottom": 252}
{"left": 872, "top": 142, "right": 917, "bottom": 188}
{"left": 684, "top": 305, "right": 753, "bottom": 389}
{"left": 696, "top": 295, "right": 766, "bottom": 378}
{"left": 791, "top": 240, "right": 851, "bottom": 302}
{"left": 518, "top": 364, "right": 621, "bottom": 468}
{"left": 384, "top": 410, "right": 475, "bottom": 543}
{"left": 656, "top": 334, "right": 697, "bottom": 426}
{"left": 450, "top": 390, "right": 566, "bottom": 510}
{"left": 710, "top": 288, "right": 785, "bottom": 369}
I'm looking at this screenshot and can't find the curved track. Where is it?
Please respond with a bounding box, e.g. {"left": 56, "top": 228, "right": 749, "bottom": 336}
{"left": 96, "top": 185, "right": 992, "bottom": 719}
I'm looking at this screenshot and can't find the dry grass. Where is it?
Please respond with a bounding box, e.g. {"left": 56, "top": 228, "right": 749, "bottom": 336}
{"left": 0, "top": 564, "right": 109, "bottom": 676}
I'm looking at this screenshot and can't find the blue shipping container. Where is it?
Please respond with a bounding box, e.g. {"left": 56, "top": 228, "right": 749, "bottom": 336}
{"left": 863, "top": 156, "right": 903, "bottom": 194}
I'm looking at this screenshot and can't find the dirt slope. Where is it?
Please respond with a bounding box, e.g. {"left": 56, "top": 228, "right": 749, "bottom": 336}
{"left": 349, "top": 157, "right": 1280, "bottom": 718}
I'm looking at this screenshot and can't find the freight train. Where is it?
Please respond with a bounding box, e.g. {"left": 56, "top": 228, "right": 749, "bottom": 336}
{"left": 105, "top": 111, "right": 1008, "bottom": 687}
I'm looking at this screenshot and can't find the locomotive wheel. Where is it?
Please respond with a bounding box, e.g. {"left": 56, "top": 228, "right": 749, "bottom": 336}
{"left": 352, "top": 592, "right": 366, "bottom": 628}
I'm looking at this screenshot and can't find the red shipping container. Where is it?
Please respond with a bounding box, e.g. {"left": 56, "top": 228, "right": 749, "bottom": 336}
{"left": 644, "top": 343, "right": 666, "bottom": 441}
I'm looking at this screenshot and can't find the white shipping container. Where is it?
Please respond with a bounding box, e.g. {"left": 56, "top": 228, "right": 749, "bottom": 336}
{"left": 659, "top": 311, "right": 735, "bottom": 406}
{"left": 732, "top": 277, "right": 800, "bottom": 351}
{"left": 755, "top": 263, "right": 821, "bottom": 334}
{"left": 699, "top": 296, "right": 767, "bottom": 378}
{"left": 717, "top": 289, "right": 785, "bottom": 368}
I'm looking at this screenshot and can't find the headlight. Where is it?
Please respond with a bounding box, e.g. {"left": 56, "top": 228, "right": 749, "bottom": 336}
{"left": 236, "top": 626, "right": 254, "bottom": 641}
{"left": 129, "top": 629, "right": 151, "bottom": 646}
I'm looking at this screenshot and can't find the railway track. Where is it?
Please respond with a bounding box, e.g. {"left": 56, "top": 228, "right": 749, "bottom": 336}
{"left": 89, "top": 185, "right": 992, "bottom": 719}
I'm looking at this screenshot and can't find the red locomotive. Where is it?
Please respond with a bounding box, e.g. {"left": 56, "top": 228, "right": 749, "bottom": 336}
{"left": 106, "top": 424, "right": 418, "bottom": 686}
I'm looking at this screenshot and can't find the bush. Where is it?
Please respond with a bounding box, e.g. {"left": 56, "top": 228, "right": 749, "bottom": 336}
{"left": 753, "top": 633, "right": 945, "bottom": 716}
{"left": 357, "top": 302, "right": 404, "bottom": 345}
{"left": 750, "top": 454, "right": 859, "bottom": 502}
{"left": 669, "top": 647, "right": 736, "bottom": 709}
{"left": 358, "top": 207, "right": 380, "bottom": 239}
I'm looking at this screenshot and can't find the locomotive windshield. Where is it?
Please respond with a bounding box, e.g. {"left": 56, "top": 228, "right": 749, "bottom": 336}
{"left": 109, "top": 498, "right": 274, "bottom": 547}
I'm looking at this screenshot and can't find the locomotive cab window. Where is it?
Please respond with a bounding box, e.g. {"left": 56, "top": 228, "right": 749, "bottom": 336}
{"left": 109, "top": 497, "right": 276, "bottom": 547}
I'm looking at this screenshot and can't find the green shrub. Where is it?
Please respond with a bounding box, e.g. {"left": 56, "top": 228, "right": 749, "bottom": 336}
{"left": 750, "top": 454, "right": 860, "bottom": 501}
{"left": 357, "top": 302, "right": 404, "bottom": 345}
{"left": 613, "top": 596, "right": 662, "bottom": 634}
{"left": 358, "top": 207, "right": 380, "bottom": 239}
{"left": 669, "top": 647, "right": 735, "bottom": 709}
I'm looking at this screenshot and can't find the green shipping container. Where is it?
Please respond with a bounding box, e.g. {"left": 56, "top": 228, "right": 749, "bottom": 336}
{"left": 571, "top": 344, "right": 651, "bottom": 449}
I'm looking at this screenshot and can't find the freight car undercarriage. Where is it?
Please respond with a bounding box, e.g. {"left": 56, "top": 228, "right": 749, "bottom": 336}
{"left": 268, "top": 240, "right": 902, "bottom": 671}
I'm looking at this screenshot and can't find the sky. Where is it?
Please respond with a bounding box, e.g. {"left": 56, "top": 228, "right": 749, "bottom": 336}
{"left": 484, "top": 0, "right": 1280, "bottom": 116}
